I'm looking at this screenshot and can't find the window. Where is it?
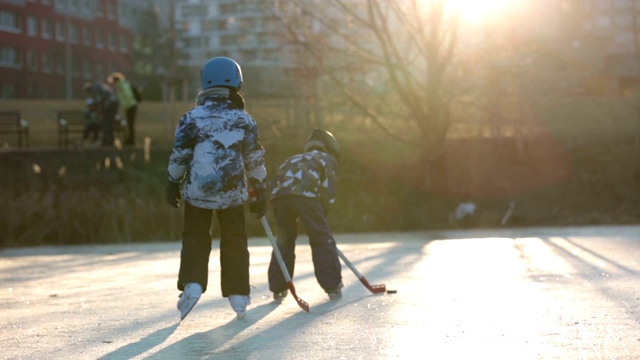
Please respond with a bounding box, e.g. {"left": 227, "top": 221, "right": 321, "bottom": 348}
{"left": 107, "top": 33, "right": 116, "bottom": 51}
{"left": 119, "top": 34, "right": 129, "bottom": 53}
{"left": 27, "top": 17, "right": 37, "bottom": 36}
{"left": 27, "top": 82, "right": 40, "bottom": 98}
{"left": 82, "top": 58, "right": 92, "bottom": 79}
{"left": 55, "top": 53, "right": 65, "bottom": 74}
{"left": 106, "top": 1, "right": 116, "bottom": 20}
{"left": 221, "top": 35, "right": 237, "bottom": 46}
{"left": 28, "top": 51, "right": 38, "bottom": 71}
{"left": 81, "top": 0, "right": 92, "bottom": 16}
{"left": 219, "top": 3, "right": 237, "bottom": 14}
{"left": 82, "top": 27, "right": 91, "bottom": 46}
{"left": 1, "top": 83, "right": 17, "bottom": 99}
{"left": 42, "top": 18, "right": 51, "bottom": 39}
{"left": 0, "top": 46, "right": 22, "bottom": 69}
{"left": 239, "top": 49, "right": 257, "bottom": 61}
{"left": 72, "top": 57, "right": 80, "bottom": 78}
{"left": 55, "top": 21, "right": 65, "bottom": 41}
{"left": 55, "top": 0, "right": 68, "bottom": 12}
{"left": 616, "top": 31, "right": 634, "bottom": 44}
{"left": 95, "top": 0, "right": 104, "bottom": 17}
{"left": 41, "top": 53, "right": 52, "bottom": 73}
{"left": 96, "top": 62, "right": 104, "bottom": 79}
{"left": 95, "top": 28, "right": 104, "bottom": 48}
{"left": 0, "top": 11, "right": 22, "bottom": 33}
{"left": 263, "top": 49, "right": 278, "bottom": 61}
{"left": 119, "top": 2, "right": 128, "bottom": 23}
{"left": 69, "top": 23, "right": 78, "bottom": 43}
{"left": 181, "top": 4, "right": 206, "bottom": 17}
{"left": 70, "top": 0, "right": 80, "bottom": 13}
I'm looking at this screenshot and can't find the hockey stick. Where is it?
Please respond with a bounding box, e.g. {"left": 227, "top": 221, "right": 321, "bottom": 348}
{"left": 336, "top": 248, "right": 387, "bottom": 294}
{"left": 259, "top": 216, "right": 310, "bottom": 312}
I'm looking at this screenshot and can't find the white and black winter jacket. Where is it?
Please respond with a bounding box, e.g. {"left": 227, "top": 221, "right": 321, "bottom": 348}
{"left": 167, "top": 92, "right": 267, "bottom": 210}
{"left": 270, "top": 150, "right": 337, "bottom": 211}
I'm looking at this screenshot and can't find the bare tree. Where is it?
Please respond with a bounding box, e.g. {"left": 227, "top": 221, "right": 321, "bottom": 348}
{"left": 273, "top": 0, "right": 460, "bottom": 188}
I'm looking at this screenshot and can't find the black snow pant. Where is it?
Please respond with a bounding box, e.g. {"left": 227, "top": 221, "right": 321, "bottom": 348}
{"left": 101, "top": 102, "right": 118, "bottom": 147}
{"left": 177, "top": 203, "right": 250, "bottom": 297}
{"left": 83, "top": 123, "right": 101, "bottom": 141}
{"left": 268, "top": 196, "right": 342, "bottom": 293}
{"left": 124, "top": 105, "right": 137, "bottom": 145}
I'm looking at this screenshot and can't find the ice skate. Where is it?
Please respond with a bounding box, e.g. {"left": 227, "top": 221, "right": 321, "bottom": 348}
{"left": 273, "top": 290, "right": 288, "bottom": 301}
{"left": 326, "top": 282, "right": 344, "bottom": 300}
{"left": 177, "top": 283, "right": 202, "bottom": 321}
{"left": 229, "top": 295, "right": 251, "bottom": 320}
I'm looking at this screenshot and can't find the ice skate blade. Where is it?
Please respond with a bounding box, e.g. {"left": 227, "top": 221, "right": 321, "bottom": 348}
{"left": 177, "top": 293, "right": 200, "bottom": 321}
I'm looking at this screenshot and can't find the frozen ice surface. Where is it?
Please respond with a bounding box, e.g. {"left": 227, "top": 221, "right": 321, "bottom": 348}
{"left": 1, "top": 226, "right": 639, "bottom": 359}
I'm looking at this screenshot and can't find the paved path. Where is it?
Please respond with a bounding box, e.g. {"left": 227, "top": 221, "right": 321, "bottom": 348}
{"left": 1, "top": 226, "right": 639, "bottom": 359}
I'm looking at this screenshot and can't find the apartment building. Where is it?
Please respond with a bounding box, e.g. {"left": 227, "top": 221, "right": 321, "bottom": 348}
{"left": 578, "top": 0, "right": 640, "bottom": 93}
{"left": 174, "top": 0, "right": 292, "bottom": 95}
{"left": 580, "top": 0, "right": 640, "bottom": 54}
{"left": 0, "top": 0, "right": 143, "bottom": 99}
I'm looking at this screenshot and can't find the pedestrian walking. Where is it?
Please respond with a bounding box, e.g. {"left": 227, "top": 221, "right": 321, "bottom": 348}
{"left": 165, "top": 57, "right": 268, "bottom": 320}
{"left": 108, "top": 72, "right": 138, "bottom": 146}
{"left": 267, "top": 129, "right": 343, "bottom": 300}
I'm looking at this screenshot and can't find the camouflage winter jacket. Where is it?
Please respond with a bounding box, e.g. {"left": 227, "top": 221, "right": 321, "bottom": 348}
{"left": 167, "top": 94, "right": 267, "bottom": 210}
{"left": 86, "top": 83, "right": 118, "bottom": 110}
{"left": 270, "top": 150, "right": 337, "bottom": 210}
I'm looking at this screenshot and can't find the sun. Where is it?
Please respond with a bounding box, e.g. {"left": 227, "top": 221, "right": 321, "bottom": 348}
{"left": 447, "top": 0, "right": 514, "bottom": 24}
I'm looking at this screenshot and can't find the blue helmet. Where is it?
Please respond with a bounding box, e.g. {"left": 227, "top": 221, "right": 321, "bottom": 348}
{"left": 200, "top": 57, "right": 243, "bottom": 91}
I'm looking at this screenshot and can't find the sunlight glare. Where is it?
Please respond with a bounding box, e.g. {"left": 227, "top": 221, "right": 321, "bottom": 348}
{"left": 447, "top": 0, "right": 513, "bottom": 23}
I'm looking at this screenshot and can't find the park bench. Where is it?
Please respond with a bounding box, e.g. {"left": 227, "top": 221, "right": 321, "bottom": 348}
{"left": 0, "top": 111, "right": 29, "bottom": 148}
{"left": 57, "top": 110, "right": 126, "bottom": 148}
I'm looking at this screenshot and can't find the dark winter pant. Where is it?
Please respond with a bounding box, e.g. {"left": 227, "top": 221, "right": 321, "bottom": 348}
{"left": 101, "top": 102, "right": 118, "bottom": 147}
{"left": 125, "top": 105, "right": 137, "bottom": 145}
{"left": 268, "top": 196, "right": 342, "bottom": 293}
{"left": 83, "top": 123, "right": 101, "bottom": 141}
{"left": 177, "top": 203, "right": 250, "bottom": 297}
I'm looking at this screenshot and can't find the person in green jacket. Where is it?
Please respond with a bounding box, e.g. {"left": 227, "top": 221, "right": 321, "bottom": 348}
{"left": 108, "top": 72, "right": 138, "bottom": 146}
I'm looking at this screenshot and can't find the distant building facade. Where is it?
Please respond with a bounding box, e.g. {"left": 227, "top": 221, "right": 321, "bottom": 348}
{"left": 0, "top": 0, "right": 143, "bottom": 99}
{"left": 174, "top": 0, "right": 292, "bottom": 96}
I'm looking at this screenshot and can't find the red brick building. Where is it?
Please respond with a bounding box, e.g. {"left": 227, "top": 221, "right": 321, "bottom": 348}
{"left": 0, "top": 0, "right": 141, "bottom": 99}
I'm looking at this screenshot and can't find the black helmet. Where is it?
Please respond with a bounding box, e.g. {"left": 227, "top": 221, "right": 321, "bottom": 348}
{"left": 304, "top": 128, "right": 340, "bottom": 162}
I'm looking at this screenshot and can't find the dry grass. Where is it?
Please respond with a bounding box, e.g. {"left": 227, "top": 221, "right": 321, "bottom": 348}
{"left": 1, "top": 96, "right": 639, "bottom": 246}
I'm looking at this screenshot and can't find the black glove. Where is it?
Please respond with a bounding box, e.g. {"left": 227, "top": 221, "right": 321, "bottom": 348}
{"left": 249, "top": 188, "right": 267, "bottom": 218}
{"left": 166, "top": 181, "right": 181, "bottom": 208}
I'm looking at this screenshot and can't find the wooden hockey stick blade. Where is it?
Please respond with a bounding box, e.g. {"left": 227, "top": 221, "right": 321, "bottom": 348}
{"left": 358, "top": 276, "right": 386, "bottom": 294}
{"left": 336, "top": 248, "right": 386, "bottom": 294}
{"left": 287, "top": 281, "right": 310, "bottom": 312}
